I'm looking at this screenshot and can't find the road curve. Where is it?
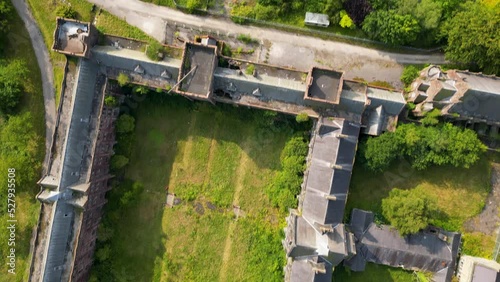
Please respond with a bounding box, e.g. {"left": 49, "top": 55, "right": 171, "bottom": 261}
{"left": 12, "top": 0, "right": 56, "bottom": 175}
{"left": 87, "top": 0, "right": 446, "bottom": 65}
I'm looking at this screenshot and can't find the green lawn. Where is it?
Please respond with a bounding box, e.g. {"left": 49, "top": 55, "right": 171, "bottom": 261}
{"left": 0, "top": 6, "right": 46, "bottom": 282}
{"left": 92, "top": 95, "right": 301, "bottom": 281}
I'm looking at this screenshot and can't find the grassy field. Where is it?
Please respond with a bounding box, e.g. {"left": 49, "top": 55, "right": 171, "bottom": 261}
{"left": 0, "top": 6, "right": 46, "bottom": 282}
{"left": 25, "top": 0, "right": 153, "bottom": 105}
{"left": 92, "top": 95, "right": 303, "bottom": 281}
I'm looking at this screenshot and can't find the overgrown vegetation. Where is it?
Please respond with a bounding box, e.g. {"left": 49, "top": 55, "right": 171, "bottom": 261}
{"left": 245, "top": 64, "right": 255, "bottom": 75}
{"left": 400, "top": 65, "right": 420, "bottom": 87}
{"left": 237, "top": 33, "right": 259, "bottom": 44}
{"left": 146, "top": 41, "right": 164, "bottom": 61}
{"left": 362, "top": 123, "right": 486, "bottom": 171}
{"left": 117, "top": 72, "right": 129, "bottom": 87}
{"left": 55, "top": 4, "right": 77, "bottom": 18}
{"left": 266, "top": 135, "right": 309, "bottom": 212}
{"left": 382, "top": 188, "right": 434, "bottom": 236}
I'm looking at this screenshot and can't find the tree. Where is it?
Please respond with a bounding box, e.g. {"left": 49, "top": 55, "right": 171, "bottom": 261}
{"left": 400, "top": 65, "right": 420, "bottom": 87}
{"left": 363, "top": 131, "right": 403, "bottom": 171}
{"left": 420, "top": 109, "right": 440, "bottom": 126}
{"left": 0, "top": 60, "right": 28, "bottom": 114}
{"left": 362, "top": 10, "right": 420, "bottom": 45}
{"left": 343, "top": 0, "right": 372, "bottom": 25}
{"left": 382, "top": 188, "right": 434, "bottom": 236}
{"left": 56, "top": 4, "right": 77, "bottom": 19}
{"left": 186, "top": 0, "right": 204, "bottom": 13}
{"left": 116, "top": 114, "right": 135, "bottom": 133}
{"left": 230, "top": 2, "right": 255, "bottom": 23}
{"left": 364, "top": 123, "right": 486, "bottom": 171}
{"left": 444, "top": 2, "right": 500, "bottom": 75}
{"left": 0, "top": 0, "right": 12, "bottom": 37}
{"left": 117, "top": 73, "right": 129, "bottom": 87}
{"left": 111, "top": 155, "right": 129, "bottom": 170}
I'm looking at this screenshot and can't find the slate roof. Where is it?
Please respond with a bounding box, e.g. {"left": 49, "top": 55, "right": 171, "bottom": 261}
{"left": 287, "top": 256, "right": 333, "bottom": 282}
{"left": 346, "top": 209, "right": 461, "bottom": 282}
{"left": 302, "top": 118, "right": 360, "bottom": 226}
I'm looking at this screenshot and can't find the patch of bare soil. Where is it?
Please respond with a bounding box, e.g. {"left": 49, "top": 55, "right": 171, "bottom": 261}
{"left": 464, "top": 163, "right": 500, "bottom": 234}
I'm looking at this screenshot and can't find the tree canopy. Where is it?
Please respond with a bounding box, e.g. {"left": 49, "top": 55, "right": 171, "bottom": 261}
{"left": 362, "top": 10, "right": 420, "bottom": 45}
{"left": 0, "top": 60, "right": 28, "bottom": 114}
{"left": 382, "top": 188, "right": 434, "bottom": 236}
{"left": 444, "top": 1, "right": 500, "bottom": 75}
{"left": 116, "top": 114, "right": 135, "bottom": 134}
{"left": 363, "top": 123, "right": 486, "bottom": 171}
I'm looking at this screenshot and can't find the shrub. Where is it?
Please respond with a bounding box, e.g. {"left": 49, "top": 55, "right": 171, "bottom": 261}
{"left": 230, "top": 2, "right": 255, "bottom": 23}
{"left": 56, "top": 4, "right": 77, "bottom": 19}
{"left": 245, "top": 64, "right": 255, "bottom": 75}
{"left": 236, "top": 34, "right": 258, "bottom": 44}
{"left": 104, "top": 96, "right": 118, "bottom": 107}
{"left": 117, "top": 73, "right": 129, "bottom": 87}
{"left": 401, "top": 65, "right": 420, "bottom": 86}
{"left": 116, "top": 114, "right": 135, "bottom": 133}
{"left": 186, "top": 0, "right": 204, "bottom": 13}
{"left": 339, "top": 10, "right": 355, "bottom": 29}
{"left": 421, "top": 109, "right": 440, "bottom": 126}
{"left": 111, "top": 155, "right": 129, "bottom": 170}
{"left": 295, "top": 112, "right": 309, "bottom": 123}
{"left": 146, "top": 41, "right": 164, "bottom": 61}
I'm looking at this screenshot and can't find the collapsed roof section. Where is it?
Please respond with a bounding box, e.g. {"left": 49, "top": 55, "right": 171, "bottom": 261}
{"left": 408, "top": 65, "right": 500, "bottom": 125}
{"left": 346, "top": 209, "right": 461, "bottom": 282}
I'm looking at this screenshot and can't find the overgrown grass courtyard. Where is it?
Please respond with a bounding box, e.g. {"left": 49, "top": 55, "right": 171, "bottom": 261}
{"left": 91, "top": 94, "right": 309, "bottom": 281}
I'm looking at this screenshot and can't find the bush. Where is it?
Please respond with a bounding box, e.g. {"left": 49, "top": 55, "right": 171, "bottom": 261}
{"left": 146, "top": 41, "right": 164, "bottom": 61}
{"left": 236, "top": 34, "right": 258, "bottom": 44}
{"left": 295, "top": 112, "right": 309, "bottom": 123}
{"left": 400, "top": 65, "right": 420, "bottom": 87}
{"left": 56, "top": 4, "right": 77, "bottom": 19}
{"left": 111, "top": 155, "right": 129, "bottom": 170}
{"left": 245, "top": 64, "right": 255, "bottom": 75}
{"left": 186, "top": 0, "right": 204, "bottom": 13}
{"left": 104, "top": 96, "right": 118, "bottom": 107}
{"left": 339, "top": 10, "right": 355, "bottom": 29}
{"left": 117, "top": 73, "right": 129, "bottom": 87}
{"left": 116, "top": 114, "right": 135, "bottom": 133}
{"left": 420, "top": 109, "right": 440, "bottom": 126}
{"left": 0, "top": 59, "right": 28, "bottom": 114}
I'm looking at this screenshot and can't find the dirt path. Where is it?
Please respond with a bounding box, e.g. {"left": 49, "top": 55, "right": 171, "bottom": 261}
{"left": 218, "top": 143, "right": 251, "bottom": 281}
{"left": 464, "top": 163, "right": 500, "bottom": 235}
{"left": 11, "top": 0, "right": 56, "bottom": 175}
